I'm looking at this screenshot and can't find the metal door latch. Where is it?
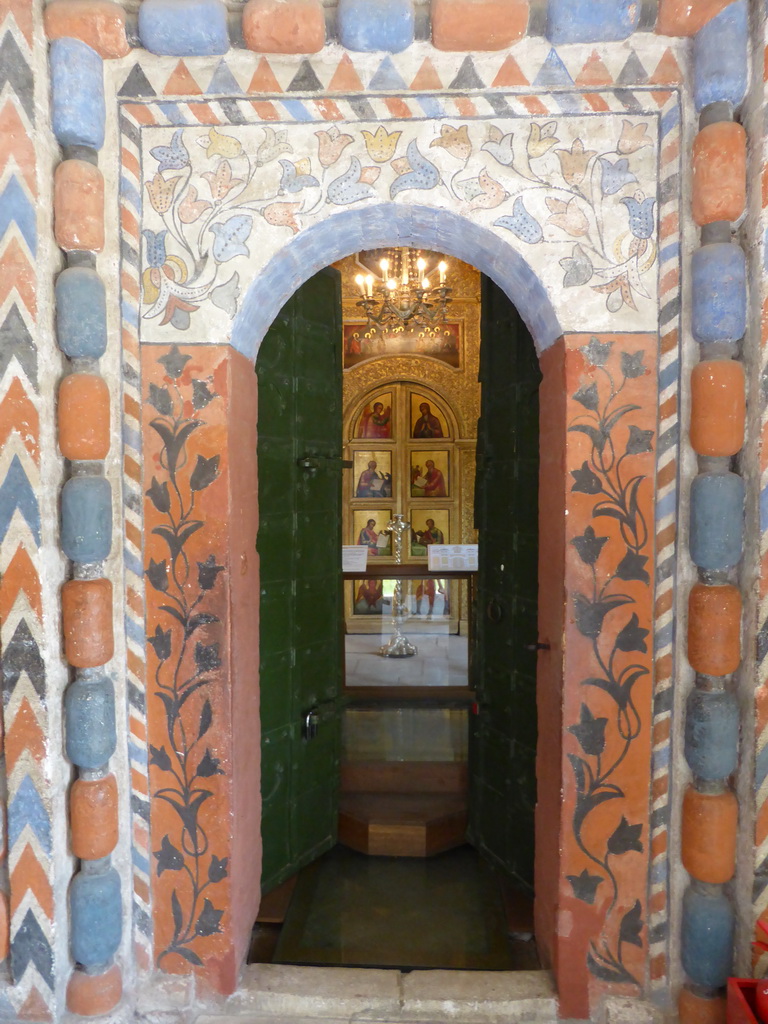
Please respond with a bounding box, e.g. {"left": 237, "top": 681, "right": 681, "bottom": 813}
{"left": 302, "top": 707, "right": 320, "bottom": 740}
{"left": 297, "top": 455, "right": 353, "bottom": 472}
{"left": 524, "top": 642, "right": 551, "bottom": 651}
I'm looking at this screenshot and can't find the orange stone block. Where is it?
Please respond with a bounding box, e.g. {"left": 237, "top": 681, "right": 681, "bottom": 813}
{"left": 62, "top": 578, "right": 114, "bottom": 668}
{"left": 678, "top": 986, "right": 726, "bottom": 1024}
{"left": 54, "top": 160, "right": 105, "bottom": 253}
{"left": 431, "top": 0, "right": 528, "bottom": 50}
{"left": 44, "top": 0, "right": 130, "bottom": 58}
{"left": 688, "top": 583, "right": 741, "bottom": 676}
{"left": 66, "top": 964, "right": 122, "bottom": 1016}
{"left": 690, "top": 360, "right": 745, "bottom": 457}
{"left": 657, "top": 0, "right": 732, "bottom": 36}
{"left": 70, "top": 774, "right": 118, "bottom": 859}
{"left": 58, "top": 373, "right": 111, "bottom": 461}
{"left": 692, "top": 123, "right": 746, "bottom": 226}
{"left": 242, "top": 0, "right": 325, "bottom": 53}
{"left": 681, "top": 786, "right": 737, "bottom": 883}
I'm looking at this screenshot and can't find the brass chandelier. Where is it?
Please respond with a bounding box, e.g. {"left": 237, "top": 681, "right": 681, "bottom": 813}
{"left": 354, "top": 248, "right": 452, "bottom": 335}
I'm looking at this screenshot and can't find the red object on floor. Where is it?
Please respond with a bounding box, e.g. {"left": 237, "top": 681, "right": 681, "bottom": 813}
{"left": 728, "top": 978, "right": 762, "bottom": 1024}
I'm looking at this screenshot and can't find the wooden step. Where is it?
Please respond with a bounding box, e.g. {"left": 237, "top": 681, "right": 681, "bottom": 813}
{"left": 338, "top": 792, "right": 468, "bottom": 858}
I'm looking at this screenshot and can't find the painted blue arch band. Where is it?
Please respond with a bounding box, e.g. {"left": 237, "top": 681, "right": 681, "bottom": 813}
{"left": 231, "top": 204, "right": 562, "bottom": 363}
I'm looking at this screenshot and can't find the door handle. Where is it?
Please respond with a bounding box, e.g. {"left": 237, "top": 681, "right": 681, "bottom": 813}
{"left": 486, "top": 599, "right": 504, "bottom": 623}
{"left": 302, "top": 707, "right": 320, "bottom": 741}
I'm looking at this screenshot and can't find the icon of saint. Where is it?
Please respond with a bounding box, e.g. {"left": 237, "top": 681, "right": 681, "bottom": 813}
{"left": 357, "top": 401, "right": 392, "bottom": 438}
{"left": 412, "top": 402, "right": 443, "bottom": 438}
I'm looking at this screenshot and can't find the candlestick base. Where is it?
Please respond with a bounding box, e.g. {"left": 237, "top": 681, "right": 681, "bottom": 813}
{"left": 379, "top": 635, "right": 418, "bottom": 658}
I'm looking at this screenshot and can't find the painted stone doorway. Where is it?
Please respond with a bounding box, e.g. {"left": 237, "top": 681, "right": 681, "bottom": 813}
{"left": 255, "top": 260, "right": 541, "bottom": 950}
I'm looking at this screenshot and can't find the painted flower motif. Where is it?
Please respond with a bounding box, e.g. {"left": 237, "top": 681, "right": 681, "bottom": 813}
{"left": 390, "top": 140, "right": 441, "bottom": 199}
{"left": 315, "top": 125, "right": 354, "bottom": 168}
{"left": 256, "top": 125, "right": 292, "bottom": 166}
{"left": 555, "top": 138, "right": 596, "bottom": 188}
{"left": 391, "top": 156, "right": 411, "bottom": 176}
{"left": 546, "top": 196, "right": 590, "bottom": 238}
{"left": 196, "top": 126, "right": 242, "bottom": 159}
{"left": 618, "top": 120, "right": 653, "bottom": 155}
{"left": 327, "top": 157, "right": 378, "bottom": 205}
{"left": 430, "top": 124, "right": 472, "bottom": 161}
{"left": 208, "top": 214, "right": 253, "bottom": 262}
{"left": 593, "top": 273, "right": 637, "bottom": 312}
{"left": 178, "top": 186, "right": 212, "bottom": 224}
{"left": 150, "top": 129, "right": 190, "bottom": 172}
{"left": 621, "top": 194, "right": 656, "bottom": 239}
{"left": 142, "top": 228, "right": 168, "bottom": 268}
{"left": 494, "top": 197, "right": 543, "bottom": 244}
{"left": 202, "top": 160, "right": 245, "bottom": 203}
{"left": 362, "top": 125, "right": 402, "bottom": 163}
{"left": 263, "top": 201, "right": 302, "bottom": 234}
{"left": 528, "top": 121, "right": 559, "bottom": 158}
{"left": 560, "top": 243, "right": 593, "bottom": 287}
{"left": 145, "top": 173, "right": 182, "bottom": 214}
{"left": 482, "top": 125, "right": 515, "bottom": 167}
{"left": 278, "top": 158, "right": 320, "bottom": 194}
{"left": 467, "top": 169, "right": 508, "bottom": 211}
{"left": 599, "top": 157, "right": 637, "bottom": 196}
{"left": 359, "top": 166, "right": 381, "bottom": 185}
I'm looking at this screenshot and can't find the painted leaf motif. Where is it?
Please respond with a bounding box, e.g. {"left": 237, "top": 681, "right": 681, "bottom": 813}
{"left": 195, "top": 899, "right": 224, "bottom": 937}
{"left": 494, "top": 197, "right": 543, "bottom": 244}
{"left": 619, "top": 900, "right": 644, "bottom": 948}
{"left": 208, "top": 856, "right": 229, "bottom": 883}
{"left": 192, "top": 379, "right": 215, "bottom": 410}
{"left": 568, "top": 423, "right": 607, "bottom": 454}
{"left": 607, "top": 816, "right": 643, "bottom": 855}
{"left": 158, "top": 345, "right": 192, "bottom": 379}
{"left": 625, "top": 425, "right": 654, "bottom": 454}
{"left": 190, "top": 454, "right": 220, "bottom": 491}
{"left": 390, "top": 140, "right": 441, "bottom": 199}
{"left": 570, "top": 461, "right": 602, "bottom": 494}
{"left": 186, "top": 612, "right": 219, "bottom": 637}
{"left": 154, "top": 834, "right": 184, "bottom": 875}
{"left": 570, "top": 526, "right": 608, "bottom": 566}
{"left": 566, "top": 868, "right": 603, "bottom": 905}
{"left": 209, "top": 215, "right": 253, "bottom": 263}
{"left": 146, "top": 476, "right": 171, "bottom": 513}
{"left": 587, "top": 945, "right": 637, "bottom": 984}
{"left": 615, "top": 612, "right": 649, "bottom": 653}
{"left": 174, "top": 947, "right": 203, "bottom": 966}
{"left": 171, "top": 889, "right": 184, "bottom": 938}
{"left": 568, "top": 703, "right": 608, "bottom": 756}
{"left": 198, "top": 698, "right": 213, "bottom": 739}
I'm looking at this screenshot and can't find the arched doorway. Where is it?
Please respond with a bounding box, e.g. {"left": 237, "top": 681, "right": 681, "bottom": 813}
{"left": 253, "top": 250, "right": 542, "bottom": 960}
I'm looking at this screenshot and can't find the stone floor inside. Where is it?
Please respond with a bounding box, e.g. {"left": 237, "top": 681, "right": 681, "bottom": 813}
{"left": 344, "top": 633, "right": 469, "bottom": 688}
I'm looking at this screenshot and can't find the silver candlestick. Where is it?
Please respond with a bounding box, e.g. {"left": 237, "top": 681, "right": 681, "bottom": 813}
{"left": 380, "top": 513, "right": 417, "bottom": 658}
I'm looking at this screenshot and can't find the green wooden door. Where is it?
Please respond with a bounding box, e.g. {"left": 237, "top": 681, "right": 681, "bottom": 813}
{"left": 257, "top": 268, "right": 344, "bottom": 893}
{"left": 469, "top": 275, "right": 541, "bottom": 889}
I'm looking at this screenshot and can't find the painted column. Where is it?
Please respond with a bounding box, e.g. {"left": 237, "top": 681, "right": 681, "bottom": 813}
{"left": 678, "top": 4, "right": 748, "bottom": 1022}
{"left": 48, "top": 25, "right": 124, "bottom": 1017}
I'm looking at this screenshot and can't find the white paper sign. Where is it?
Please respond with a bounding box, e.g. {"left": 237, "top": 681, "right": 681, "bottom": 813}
{"left": 427, "top": 544, "right": 478, "bottom": 572}
{"left": 342, "top": 545, "right": 369, "bottom": 573}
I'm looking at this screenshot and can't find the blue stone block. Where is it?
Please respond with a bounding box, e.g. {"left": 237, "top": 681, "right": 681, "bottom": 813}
{"left": 691, "top": 243, "right": 746, "bottom": 344}
{"left": 65, "top": 676, "right": 116, "bottom": 770}
{"left": 138, "top": 0, "right": 229, "bottom": 56}
{"left": 55, "top": 268, "right": 107, "bottom": 359}
{"left": 61, "top": 476, "right": 112, "bottom": 563}
{"left": 681, "top": 885, "right": 734, "bottom": 987}
{"left": 694, "top": 1, "right": 748, "bottom": 111}
{"left": 689, "top": 472, "right": 744, "bottom": 571}
{"left": 70, "top": 869, "right": 122, "bottom": 966}
{"left": 546, "top": 0, "right": 639, "bottom": 43}
{"left": 337, "top": 0, "right": 414, "bottom": 52}
{"left": 50, "top": 38, "right": 105, "bottom": 150}
{"left": 685, "top": 689, "right": 739, "bottom": 779}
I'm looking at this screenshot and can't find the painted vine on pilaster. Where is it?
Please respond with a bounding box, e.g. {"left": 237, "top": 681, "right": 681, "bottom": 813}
{"left": 566, "top": 336, "right": 653, "bottom": 984}
{"left": 144, "top": 346, "right": 228, "bottom": 967}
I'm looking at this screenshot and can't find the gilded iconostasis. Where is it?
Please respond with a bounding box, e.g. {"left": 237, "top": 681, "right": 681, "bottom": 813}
{"left": 338, "top": 252, "right": 481, "bottom": 630}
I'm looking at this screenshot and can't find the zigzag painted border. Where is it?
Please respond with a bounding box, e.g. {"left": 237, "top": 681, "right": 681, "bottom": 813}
{"left": 118, "top": 79, "right": 682, "bottom": 987}
{"left": 0, "top": 0, "right": 54, "bottom": 1019}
